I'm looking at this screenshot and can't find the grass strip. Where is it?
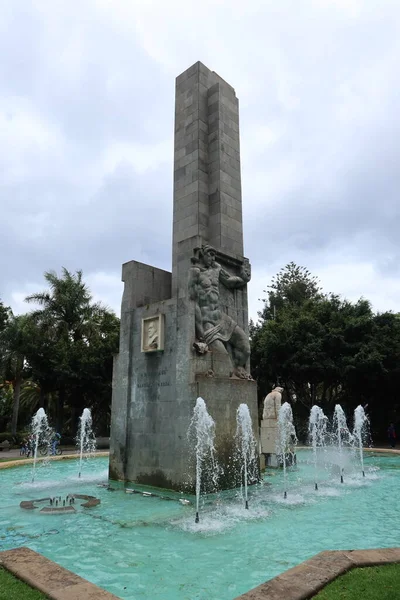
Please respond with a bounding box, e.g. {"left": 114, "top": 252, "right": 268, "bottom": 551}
{"left": 313, "top": 564, "right": 400, "bottom": 600}
{"left": 0, "top": 566, "right": 48, "bottom": 600}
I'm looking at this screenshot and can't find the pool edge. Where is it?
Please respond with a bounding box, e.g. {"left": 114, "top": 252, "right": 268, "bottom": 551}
{"left": 0, "top": 451, "right": 109, "bottom": 469}
{"left": 0, "top": 546, "right": 121, "bottom": 599}
{"left": 234, "top": 547, "right": 400, "bottom": 599}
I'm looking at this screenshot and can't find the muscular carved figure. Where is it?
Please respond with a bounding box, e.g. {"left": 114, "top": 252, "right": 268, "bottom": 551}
{"left": 188, "top": 244, "right": 252, "bottom": 379}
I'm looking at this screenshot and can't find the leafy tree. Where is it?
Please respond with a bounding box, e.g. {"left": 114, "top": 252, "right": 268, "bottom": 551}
{"left": 0, "top": 314, "right": 33, "bottom": 435}
{"left": 251, "top": 263, "right": 325, "bottom": 405}
{"left": 251, "top": 263, "right": 400, "bottom": 441}
{"left": 24, "top": 268, "right": 119, "bottom": 432}
{"left": 0, "top": 299, "right": 12, "bottom": 333}
{"left": 259, "top": 262, "right": 322, "bottom": 322}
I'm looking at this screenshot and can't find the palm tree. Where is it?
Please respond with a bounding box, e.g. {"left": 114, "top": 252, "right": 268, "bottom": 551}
{"left": 26, "top": 268, "right": 102, "bottom": 338}
{"left": 25, "top": 268, "right": 108, "bottom": 431}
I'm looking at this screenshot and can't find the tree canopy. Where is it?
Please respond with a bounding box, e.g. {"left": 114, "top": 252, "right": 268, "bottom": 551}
{"left": 251, "top": 263, "right": 400, "bottom": 440}
{"left": 0, "top": 270, "right": 119, "bottom": 437}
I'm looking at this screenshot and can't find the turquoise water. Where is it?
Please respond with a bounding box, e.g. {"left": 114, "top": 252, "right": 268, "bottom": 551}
{"left": 0, "top": 452, "right": 399, "bottom": 599}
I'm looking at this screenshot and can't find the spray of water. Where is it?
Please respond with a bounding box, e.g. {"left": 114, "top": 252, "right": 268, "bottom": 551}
{"left": 30, "top": 408, "right": 51, "bottom": 483}
{"left": 76, "top": 408, "right": 96, "bottom": 478}
{"left": 277, "top": 403, "right": 297, "bottom": 499}
{"left": 308, "top": 406, "right": 327, "bottom": 491}
{"left": 332, "top": 405, "right": 353, "bottom": 483}
{"left": 353, "top": 405, "right": 369, "bottom": 477}
{"left": 187, "top": 397, "right": 218, "bottom": 524}
{"left": 235, "top": 404, "right": 257, "bottom": 509}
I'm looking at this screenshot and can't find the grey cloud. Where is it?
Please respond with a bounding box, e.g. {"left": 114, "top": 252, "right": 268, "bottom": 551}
{"left": 2, "top": 0, "right": 400, "bottom": 316}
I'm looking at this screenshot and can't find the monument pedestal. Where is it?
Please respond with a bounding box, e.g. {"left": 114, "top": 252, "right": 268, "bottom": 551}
{"left": 196, "top": 375, "right": 259, "bottom": 488}
{"left": 260, "top": 420, "right": 279, "bottom": 467}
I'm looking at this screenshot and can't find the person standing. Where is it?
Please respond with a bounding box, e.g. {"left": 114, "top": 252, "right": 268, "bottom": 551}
{"left": 51, "top": 431, "right": 61, "bottom": 455}
{"left": 388, "top": 423, "right": 396, "bottom": 448}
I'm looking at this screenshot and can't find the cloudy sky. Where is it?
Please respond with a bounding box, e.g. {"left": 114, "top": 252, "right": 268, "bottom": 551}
{"left": 1, "top": 0, "right": 400, "bottom": 321}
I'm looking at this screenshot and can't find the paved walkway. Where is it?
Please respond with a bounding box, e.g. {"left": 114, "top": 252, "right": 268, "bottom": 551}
{"left": 0, "top": 448, "right": 109, "bottom": 469}
{"left": 1, "top": 447, "right": 108, "bottom": 459}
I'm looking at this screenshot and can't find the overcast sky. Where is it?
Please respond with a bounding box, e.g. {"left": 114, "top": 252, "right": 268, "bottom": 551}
{"left": 1, "top": 0, "right": 400, "bottom": 321}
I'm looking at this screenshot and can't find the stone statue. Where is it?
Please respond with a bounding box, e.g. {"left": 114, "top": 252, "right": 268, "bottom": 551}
{"left": 262, "top": 387, "right": 283, "bottom": 420}
{"left": 146, "top": 320, "right": 159, "bottom": 350}
{"left": 188, "top": 244, "right": 252, "bottom": 379}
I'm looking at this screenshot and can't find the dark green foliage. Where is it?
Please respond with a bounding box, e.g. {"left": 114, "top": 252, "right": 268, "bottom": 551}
{"left": 251, "top": 263, "right": 400, "bottom": 440}
{"left": 0, "top": 270, "right": 119, "bottom": 436}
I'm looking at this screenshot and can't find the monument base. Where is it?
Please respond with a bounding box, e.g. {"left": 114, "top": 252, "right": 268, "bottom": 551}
{"left": 196, "top": 375, "right": 259, "bottom": 490}
{"left": 264, "top": 453, "right": 280, "bottom": 468}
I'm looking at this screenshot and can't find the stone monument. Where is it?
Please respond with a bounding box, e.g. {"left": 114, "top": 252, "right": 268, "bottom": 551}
{"left": 109, "top": 62, "right": 259, "bottom": 491}
{"left": 260, "top": 386, "right": 283, "bottom": 467}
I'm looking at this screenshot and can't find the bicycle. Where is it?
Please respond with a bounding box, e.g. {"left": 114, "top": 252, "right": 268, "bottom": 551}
{"left": 38, "top": 444, "right": 63, "bottom": 456}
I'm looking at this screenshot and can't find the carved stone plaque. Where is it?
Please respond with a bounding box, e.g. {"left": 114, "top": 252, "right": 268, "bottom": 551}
{"left": 141, "top": 314, "right": 165, "bottom": 353}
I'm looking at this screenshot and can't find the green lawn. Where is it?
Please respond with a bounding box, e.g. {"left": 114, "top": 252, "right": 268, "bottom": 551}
{"left": 0, "top": 567, "right": 48, "bottom": 600}
{"left": 314, "top": 564, "right": 400, "bottom": 599}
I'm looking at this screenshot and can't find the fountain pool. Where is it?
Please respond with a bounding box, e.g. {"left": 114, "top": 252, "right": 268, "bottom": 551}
{"left": 0, "top": 452, "right": 399, "bottom": 600}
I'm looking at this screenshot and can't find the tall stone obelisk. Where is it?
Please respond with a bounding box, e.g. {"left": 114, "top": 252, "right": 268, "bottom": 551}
{"left": 109, "top": 62, "right": 258, "bottom": 491}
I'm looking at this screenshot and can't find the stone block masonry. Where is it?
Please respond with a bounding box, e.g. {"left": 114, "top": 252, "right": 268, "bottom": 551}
{"left": 110, "top": 62, "right": 258, "bottom": 492}
{"left": 172, "top": 62, "right": 244, "bottom": 296}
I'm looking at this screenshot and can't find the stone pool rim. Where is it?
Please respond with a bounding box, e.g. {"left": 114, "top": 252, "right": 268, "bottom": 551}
{"left": 234, "top": 547, "right": 400, "bottom": 599}
{"left": 0, "top": 546, "right": 120, "bottom": 599}
{"left": 2, "top": 546, "right": 400, "bottom": 600}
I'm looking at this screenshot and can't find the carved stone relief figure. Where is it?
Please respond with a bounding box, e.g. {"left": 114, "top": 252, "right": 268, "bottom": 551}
{"left": 188, "top": 244, "right": 252, "bottom": 379}
{"left": 146, "top": 319, "right": 159, "bottom": 350}
{"left": 262, "top": 387, "right": 284, "bottom": 420}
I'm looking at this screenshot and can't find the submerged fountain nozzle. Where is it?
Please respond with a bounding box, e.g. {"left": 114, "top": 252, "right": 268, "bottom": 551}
{"left": 309, "top": 405, "right": 327, "bottom": 493}
{"left": 278, "top": 403, "right": 298, "bottom": 502}
{"left": 77, "top": 408, "right": 96, "bottom": 479}
{"left": 284, "top": 491, "right": 287, "bottom": 499}
{"left": 354, "top": 405, "right": 369, "bottom": 480}
{"left": 340, "top": 474, "right": 344, "bottom": 484}
{"left": 236, "top": 404, "right": 257, "bottom": 514}
{"left": 188, "top": 397, "right": 217, "bottom": 528}
{"left": 30, "top": 408, "right": 51, "bottom": 484}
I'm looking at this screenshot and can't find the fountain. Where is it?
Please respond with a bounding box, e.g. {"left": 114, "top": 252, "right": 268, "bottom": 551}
{"left": 76, "top": 408, "right": 96, "bottom": 478}
{"left": 187, "top": 397, "right": 218, "bottom": 524}
{"left": 20, "top": 493, "right": 100, "bottom": 513}
{"left": 277, "top": 402, "right": 298, "bottom": 499}
{"left": 332, "top": 405, "right": 353, "bottom": 483}
{"left": 3, "top": 401, "right": 400, "bottom": 600}
{"left": 353, "top": 405, "right": 369, "bottom": 477}
{"left": 308, "top": 405, "right": 327, "bottom": 491}
{"left": 235, "top": 403, "right": 257, "bottom": 509}
{"left": 30, "top": 408, "right": 51, "bottom": 483}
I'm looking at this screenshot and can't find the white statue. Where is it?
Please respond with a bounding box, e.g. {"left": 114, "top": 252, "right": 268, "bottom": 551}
{"left": 146, "top": 320, "right": 159, "bottom": 350}
{"left": 262, "top": 387, "right": 283, "bottom": 420}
